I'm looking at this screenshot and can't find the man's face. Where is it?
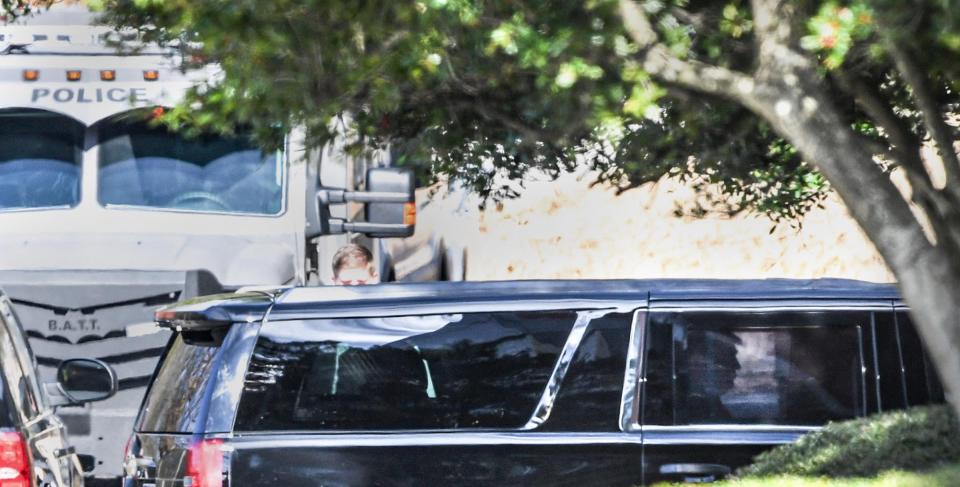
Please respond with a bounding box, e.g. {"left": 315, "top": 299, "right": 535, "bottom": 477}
{"left": 333, "top": 264, "right": 379, "bottom": 285}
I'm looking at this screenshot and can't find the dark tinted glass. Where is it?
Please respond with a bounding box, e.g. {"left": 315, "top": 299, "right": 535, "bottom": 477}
{"left": 644, "top": 312, "right": 865, "bottom": 426}
{"left": 0, "top": 373, "right": 14, "bottom": 427}
{"left": 57, "top": 359, "right": 114, "bottom": 402}
{"left": 234, "top": 311, "right": 577, "bottom": 431}
{"left": 0, "top": 109, "right": 84, "bottom": 210}
{"left": 541, "top": 313, "right": 632, "bottom": 431}
{"left": 874, "top": 312, "right": 908, "bottom": 411}
{"left": 137, "top": 331, "right": 224, "bottom": 433}
{"left": 897, "top": 312, "right": 946, "bottom": 406}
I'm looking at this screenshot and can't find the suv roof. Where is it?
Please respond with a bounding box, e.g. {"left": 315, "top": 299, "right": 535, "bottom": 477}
{"left": 158, "top": 278, "right": 901, "bottom": 329}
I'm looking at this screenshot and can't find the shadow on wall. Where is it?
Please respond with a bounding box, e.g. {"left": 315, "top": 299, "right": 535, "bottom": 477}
{"left": 415, "top": 171, "right": 893, "bottom": 282}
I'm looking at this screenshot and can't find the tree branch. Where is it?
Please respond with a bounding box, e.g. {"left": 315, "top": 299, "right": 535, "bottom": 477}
{"left": 750, "top": 0, "right": 793, "bottom": 46}
{"left": 749, "top": 0, "right": 810, "bottom": 70}
{"left": 618, "top": 0, "right": 753, "bottom": 100}
{"left": 886, "top": 40, "right": 960, "bottom": 195}
{"left": 834, "top": 71, "right": 920, "bottom": 159}
{"left": 448, "top": 99, "right": 545, "bottom": 144}
{"left": 834, "top": 70, "right": 933, "bottom": 188}
{"left": 833, "top": 70, "right": 960, "bottom": 256}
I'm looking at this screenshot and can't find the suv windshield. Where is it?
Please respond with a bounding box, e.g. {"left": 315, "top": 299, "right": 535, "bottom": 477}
{"left": 97, "top": 115, "right": 283, "bottom": 215}
{"left": 0, "top": 109, "right": 84, "bottom": 211}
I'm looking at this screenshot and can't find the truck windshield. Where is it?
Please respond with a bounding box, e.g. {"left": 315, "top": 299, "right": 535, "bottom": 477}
{"left": 0, "top": 109, "right": 84, "bottom": 211}
{"left": 97, "top": 116, "right": 284, "bottom": 215}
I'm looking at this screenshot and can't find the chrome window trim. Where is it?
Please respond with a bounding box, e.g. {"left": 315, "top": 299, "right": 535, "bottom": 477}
{"left": 619, "top": 309, "right": 645, "bottom": 433}
{"left": 230, "top": 431, "right": 646, "bottom": 448}
{"left": 227, "top": 427, "right": 813, "bottom": 448}
{"left": 856, "top": 323, "right": 869, "bottom": 416}
{"left": 870, "top": 313, "right": 882, "bottom": 411}
{"left": 642, "top": 424, "right": 820, "bottom": 432}
{"left": 268, "top": 299, "right": 643, "bottom": 321}
{"left": 649, "top": 300, "right": 894, "bottom": 311}
{"left": 642, "top": 425, "right": 819, "bottom": 445}
{"left": 523, "top": 309, "right": 618, "bottom": 429}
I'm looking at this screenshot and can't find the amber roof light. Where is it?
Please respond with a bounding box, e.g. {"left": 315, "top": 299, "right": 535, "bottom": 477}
{"left": 100, "top": 70, "right": 116, "bottom": 81}
{"left": 66, "top": 70, "right": 81, "bottom": 81}
{"left": 22, "top": 70, "right": 39, "bottom": 81}
{"left": 143, "top": 70, "right": 159, "bottom": 81}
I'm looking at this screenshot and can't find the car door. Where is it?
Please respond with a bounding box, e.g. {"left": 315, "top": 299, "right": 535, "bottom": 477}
{"left": 636, "top": 304, "right": 883, "bottom": 485}
{"left": 887, "top": 309, "right": 946, "bottom": 407}
{"left": 0, "top": 295, "right": 79, "bottom": 487}
{"left": 229, "top": 306, "right": 647, "bottom": 486}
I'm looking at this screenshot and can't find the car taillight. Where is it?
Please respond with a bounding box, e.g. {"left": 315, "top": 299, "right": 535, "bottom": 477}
{"left": 0, "top": 432, "right": 29, "bottom": 487}
{"left": 186, "top": 439, "right": 224, "bottom": 487}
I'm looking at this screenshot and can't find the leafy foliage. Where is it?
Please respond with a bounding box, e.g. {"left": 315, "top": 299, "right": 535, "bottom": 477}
{"left": 0, "top": 1, "right": 48, "bottom": 18}
{"left": 738, "top": 405, "right": 960, "bottom": 478}
{"left": 66, "top": 0, "right": 837, "bottom": 222}
{"left": 665, "top": 463, "right": 960, "bottom": 486}
{"left": 0, "top": 0, "right": 927, "bottom": 231}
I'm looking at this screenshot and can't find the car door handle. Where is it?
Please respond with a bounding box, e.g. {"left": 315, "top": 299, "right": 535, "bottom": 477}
{"left": 659, "top": 463, "right": 731, "bottom": 481}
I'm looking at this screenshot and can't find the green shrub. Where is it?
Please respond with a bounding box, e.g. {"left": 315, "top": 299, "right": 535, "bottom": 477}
{"left": 737, "top": 405, "right": 960, "bottom": 478}
{"left": 665, "top": 463, "right": 960, "bottom": 486}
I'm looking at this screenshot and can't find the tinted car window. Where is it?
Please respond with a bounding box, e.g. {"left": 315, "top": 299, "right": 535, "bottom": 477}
{"left": 540, "top": 313, "right": 632, "bottom": 431}
{"left": 0, "top": 318, "right": 38, "bottom": 421}
{"left": 644, "top": 311, "right": 866, "bottom": 426}
{"left": 137, "top": 331, "right": 224, "bottom": 433}
{"left": 0, "top": 373, "right": 15, "bottom": 428}
{"left": 874, "top": 311, "right": 908, "bottom": 411}
{"left": 896, "top": 311, "right": 946, "bottom": 406}
{"left": 234, "top": 311, "right": 577, "bottom": 431}
{"left": 1, "top": 299, "right": 42, "bottom": 417}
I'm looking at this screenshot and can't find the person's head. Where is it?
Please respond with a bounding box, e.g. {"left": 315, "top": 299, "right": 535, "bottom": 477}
{"left": 332, "top": 243, "right": 379, "bottom": 285}
{"left": 687, "top": 330, "right": 741, "bottom": 396}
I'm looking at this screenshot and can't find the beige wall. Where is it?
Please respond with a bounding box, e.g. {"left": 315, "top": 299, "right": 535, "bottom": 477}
{"left": 419, "top": 172, "right": 894, "bottom": 282}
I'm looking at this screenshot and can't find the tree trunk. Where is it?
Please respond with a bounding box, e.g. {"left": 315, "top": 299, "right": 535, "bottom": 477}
{"left": 739, "top": 75, "right": 960, "bottom": 419}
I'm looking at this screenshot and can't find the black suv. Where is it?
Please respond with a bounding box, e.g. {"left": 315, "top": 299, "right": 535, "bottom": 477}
{"left": 0, "top": 288, "right": 119, "bottom": 487}
{"left": 124, "top": 279, "right": 944, "bottom": 486}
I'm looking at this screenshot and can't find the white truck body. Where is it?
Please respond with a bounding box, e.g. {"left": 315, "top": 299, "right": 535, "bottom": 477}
{"left": 0, "top": 17, "right": 456, "bottom": 480}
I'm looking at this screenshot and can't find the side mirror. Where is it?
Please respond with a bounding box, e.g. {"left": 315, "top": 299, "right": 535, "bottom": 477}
{"left": 312, "top": 167, "right": 416, "bottom": 238}
{"left": 45, "top": 359, "right": 118, "bottom": 407}
{"left": 364, "top": 168, "right": 415, "bottom": 238}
